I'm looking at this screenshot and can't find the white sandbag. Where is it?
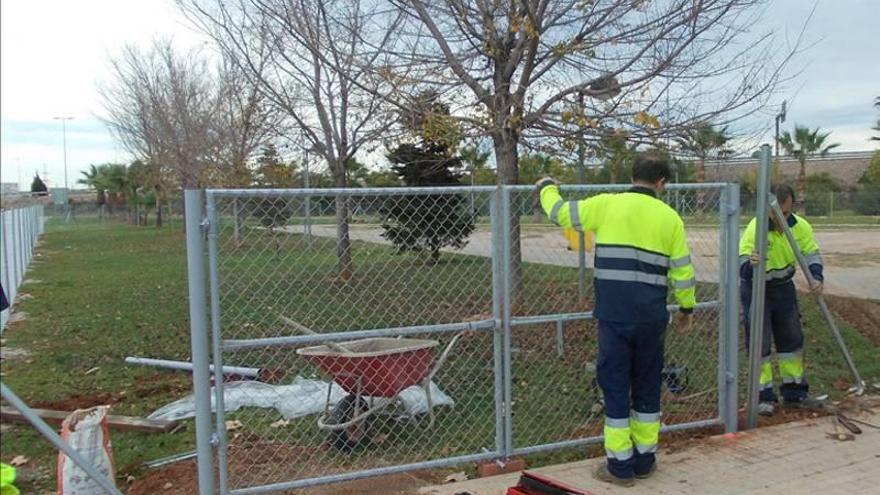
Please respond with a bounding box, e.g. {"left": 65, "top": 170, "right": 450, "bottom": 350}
{"left": 58, "top": 406, "right": 116, "bottom": 495}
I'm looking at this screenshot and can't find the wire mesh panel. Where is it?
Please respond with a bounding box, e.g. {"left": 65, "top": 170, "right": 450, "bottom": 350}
{"left": 207, "top": 188, "right": 502, "bottom": 492}
{"left": 502, "top": 185, "right": 726, "bottom": 452}
{"left": 191, "top": 184, "right": 737, "bottom": 493}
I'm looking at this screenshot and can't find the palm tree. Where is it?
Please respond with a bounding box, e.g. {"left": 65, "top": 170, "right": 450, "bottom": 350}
{"left": 77, "top": 165, "right": 108, "bottom": 206}
{"left": 777, "top": 125, "right": 840, "bottom": 214}
{"left": 676, "top": 122, "right": 733, "bottom": 183}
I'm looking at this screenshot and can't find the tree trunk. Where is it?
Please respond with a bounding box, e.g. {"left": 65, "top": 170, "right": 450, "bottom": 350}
{"left": 797, "top": 160, "right": 807, "bottom": 214}
{"left": 697, "top": 158, "right": 706, "bottom": 183}
{"left": 332, "top": 161, "right": 353, "bottom": 281}
{"left": 493, "top": 132, "right": 524, "bottom": 312}
{"left": 155, "top": 194, "right": 163, "bottom": 227}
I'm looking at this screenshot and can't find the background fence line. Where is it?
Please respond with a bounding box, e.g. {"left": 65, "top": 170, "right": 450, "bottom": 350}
{"left": 1, "top": 204, "right": 44, "bottom": 332}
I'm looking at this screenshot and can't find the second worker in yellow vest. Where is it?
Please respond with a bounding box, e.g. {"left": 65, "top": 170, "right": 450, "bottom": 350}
{"left": 739, "top": 184, "right": 824, "bottom": 416}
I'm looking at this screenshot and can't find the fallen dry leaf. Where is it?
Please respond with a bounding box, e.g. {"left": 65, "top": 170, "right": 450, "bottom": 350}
{"left": 84, "top": 367, "right": 101, "bottom": 375}
{"left": 269, "top": 419, "right": 290, "bottom": 428}
{"left": 225, "top": 420, "right": 244, "bottom": 431}
{"left": 126, "top": 475, "right": 136, "bottom": 484}
{"left": 444, "top": 471, "right": 469, "bottom": 483}
{"left": 164, "top": 482, "right": 174, "bottom": 489}
{"left": 10, "top": 455, "right": 29, "bottom": 466}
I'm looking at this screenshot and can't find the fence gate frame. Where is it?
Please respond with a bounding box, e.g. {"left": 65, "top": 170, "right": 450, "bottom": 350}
{"left": 185, "top": 183, "right": 741, "bottom": 495}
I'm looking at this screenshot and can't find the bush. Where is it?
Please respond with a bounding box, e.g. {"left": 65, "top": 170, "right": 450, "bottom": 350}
{"left": 853, "top": 184, "right": 880, "bottom": 215}
{"left": 805, "top": 172, "right": 840, "bottom": 216}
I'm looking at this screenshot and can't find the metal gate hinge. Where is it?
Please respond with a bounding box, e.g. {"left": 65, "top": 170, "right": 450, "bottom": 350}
{"left": 200, "top": 217, "right": 211, "bottom": 232}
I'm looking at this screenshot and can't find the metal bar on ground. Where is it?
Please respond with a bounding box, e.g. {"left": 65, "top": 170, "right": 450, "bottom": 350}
{"left": 746, "top": 145, "right": 772, "bottom": 429}
{"left": 124, "top": 357, "right": 261, "bottom": 378}
{"left": 768, "top": 196, "right": 865, "bottom": 392}
{"left": 0, "top": 383, "right": 123, "bottom": 495}
{"left": 184, "top": 189, "right": 216, "bottom": 495}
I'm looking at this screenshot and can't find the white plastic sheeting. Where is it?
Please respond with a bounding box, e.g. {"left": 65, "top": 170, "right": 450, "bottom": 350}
{"left": 148, "top": 376, "right": 454, "bottom": 422}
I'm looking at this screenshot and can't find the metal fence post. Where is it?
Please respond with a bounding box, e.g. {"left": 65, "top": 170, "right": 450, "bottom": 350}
{"left": 490, "top": 190, "right": 505, "bottom": 455}
{"left": 746, "top": 145, "right": 771, "bottom": 429}
{"left": 719, "top": 183, "right": 740, "bottom": 433}
{"left": 1, "top": 383, "right": 123, "bottom": 495}
{"left": 206, "top": 193, "right": 230, "bottom": 494}
{"left": 184, "top": 190, "right": 217, "bottom": 495}
{"left": 500, "top": 186, "right": 514, "bottom": 457}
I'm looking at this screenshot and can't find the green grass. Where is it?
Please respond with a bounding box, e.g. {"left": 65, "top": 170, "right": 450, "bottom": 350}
{"left": 1, "top": 219, "right": 878, "bottom": 492}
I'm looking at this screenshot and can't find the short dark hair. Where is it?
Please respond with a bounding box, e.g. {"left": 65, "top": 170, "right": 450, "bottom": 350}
{"left": 771, "top": 183, "right": 796, "bottom": 203}
{"left": 631, "top": 151, "right": 671, "bottom": 183}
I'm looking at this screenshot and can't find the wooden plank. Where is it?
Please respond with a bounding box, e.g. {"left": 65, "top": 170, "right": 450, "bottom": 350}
{"left": 0, "top": 406, "right": 178, "bottom": 433}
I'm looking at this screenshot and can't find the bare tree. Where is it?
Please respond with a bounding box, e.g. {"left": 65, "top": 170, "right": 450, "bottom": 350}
{"left": 101, "top": 40, "right": 217, "bottom": 190}
{"left": 179, "top": 0, "right": 402, "bottom": 280}
{"left": 344, "top": 0, "right": 794, "bottom": 300}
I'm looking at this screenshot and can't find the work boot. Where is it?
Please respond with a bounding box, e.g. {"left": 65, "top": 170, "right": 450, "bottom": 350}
{"left": 593, "top": 464, "right": 635, "bottom": 487}
{"left": 635, "top": 463, "right": 657, "bottom": 479}
{"left": 757, "top": 402, "right": 775, "bottom": 416}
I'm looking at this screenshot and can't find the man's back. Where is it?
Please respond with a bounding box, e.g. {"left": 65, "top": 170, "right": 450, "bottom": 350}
{"left": 539, "top": 185, "right": 695, "bottom": 323}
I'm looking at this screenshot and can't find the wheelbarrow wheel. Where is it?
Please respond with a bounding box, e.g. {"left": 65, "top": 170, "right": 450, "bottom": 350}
{"left": 329, "top": 394, "right": 372, "bottom": 452}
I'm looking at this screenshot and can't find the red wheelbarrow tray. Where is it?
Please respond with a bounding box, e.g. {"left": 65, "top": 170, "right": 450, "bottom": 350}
{"left": 296, "top": 338, "right": 440, "bottom": 397}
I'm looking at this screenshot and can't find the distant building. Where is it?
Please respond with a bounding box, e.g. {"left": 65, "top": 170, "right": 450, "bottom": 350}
{"left": 700, "top": 150, "right": 874, "bottom": 188}
{"left": 0, "top": 183, "right": 19, "bottom": 195}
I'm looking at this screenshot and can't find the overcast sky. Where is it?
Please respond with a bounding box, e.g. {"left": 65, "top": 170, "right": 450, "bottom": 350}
{"left": 1, "top": 0, "right": 878, "bottom": 190}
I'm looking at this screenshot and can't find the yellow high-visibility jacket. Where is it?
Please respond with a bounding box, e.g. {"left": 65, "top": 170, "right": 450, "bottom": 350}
{"left": 539, "top": 182, "right": 696, "bottom": 322}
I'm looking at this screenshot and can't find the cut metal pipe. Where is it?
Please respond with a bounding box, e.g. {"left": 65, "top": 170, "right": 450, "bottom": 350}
{"left": 124, "top": 356, "right": 261, "bottom": 378}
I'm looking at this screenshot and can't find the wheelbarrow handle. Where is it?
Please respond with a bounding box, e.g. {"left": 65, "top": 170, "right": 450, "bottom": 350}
{"left": 426, "top": 330, "right": 468, "bottom": 385}
{"left": 280, "top": 316, "right": 350, "bottom": 353}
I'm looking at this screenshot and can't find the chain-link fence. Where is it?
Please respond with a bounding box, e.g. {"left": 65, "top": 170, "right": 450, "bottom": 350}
{"left": 185, "top": 183, "right": 740, "bottom": 494}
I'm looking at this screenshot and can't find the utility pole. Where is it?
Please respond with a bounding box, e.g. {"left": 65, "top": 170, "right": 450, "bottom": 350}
{"left": 774, "top": 101, "right": 786, "bottom": 159}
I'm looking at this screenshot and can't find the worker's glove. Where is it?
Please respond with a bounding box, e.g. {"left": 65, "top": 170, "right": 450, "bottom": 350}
{"left": 535, "top": 177, "right": 559, "bottom": 191}
{"left": 673, "top": 311, "right": 693, "bottom": 334}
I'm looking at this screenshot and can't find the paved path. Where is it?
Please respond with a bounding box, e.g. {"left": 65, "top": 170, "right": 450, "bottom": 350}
{"left": 419, "top": 409, "right": 880, "bottom": 495}
{"left": 292, "top": 225, "right": 880, "bottom": 300}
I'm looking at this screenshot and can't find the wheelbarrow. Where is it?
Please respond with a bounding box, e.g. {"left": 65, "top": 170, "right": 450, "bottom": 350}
{"left": 289, "top": 318, "right": 467, "bottom": 451}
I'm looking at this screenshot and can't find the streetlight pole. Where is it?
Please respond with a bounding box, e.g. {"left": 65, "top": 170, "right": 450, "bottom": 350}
{"left": 774, "top": 101, "right": 786, "bottom": 159}
{"left": 53, "top": 116, "right": 74, "bottom": 190}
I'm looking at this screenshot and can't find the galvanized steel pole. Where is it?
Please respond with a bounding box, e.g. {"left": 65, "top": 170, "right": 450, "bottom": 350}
{"left": 746, "top": 145, "right": 771, "bottom": 429}
{"left": 184, "top": 190, "right": 216, "bottom": 495}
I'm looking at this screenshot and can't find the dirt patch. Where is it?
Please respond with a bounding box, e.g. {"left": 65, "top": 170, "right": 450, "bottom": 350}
{"left": 131, "top": 373, "right": 191, "bottom": 399}
{"left": 127, "top": 444, "right": 442, "bottom": 495}
{"left": 30, "top": 391, "right": 126, "bottom": 411}
{"left": 126, "top": 459, "right": 199, "bottom": 495}
{"left": 822, "top": 295, "right": 880, "bottom": 346}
